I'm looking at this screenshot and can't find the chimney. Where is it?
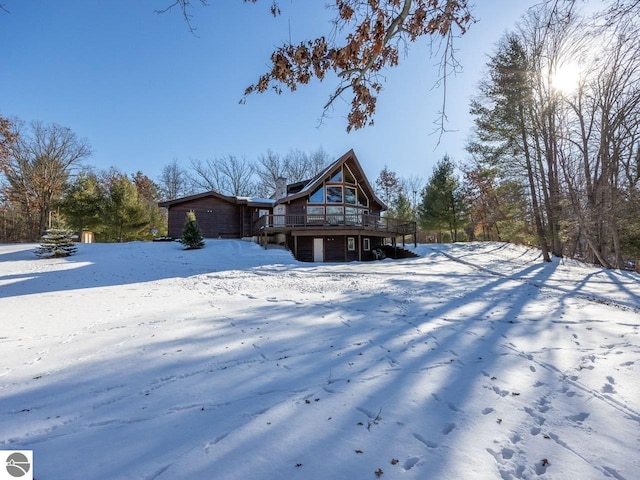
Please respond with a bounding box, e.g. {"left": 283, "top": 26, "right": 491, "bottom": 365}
{"left": 275, "top": 177, "right": 287, "bottom": 200}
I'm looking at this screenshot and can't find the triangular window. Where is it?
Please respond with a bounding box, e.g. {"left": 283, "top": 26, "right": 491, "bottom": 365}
{"left": 357, "top": 186, "right": 369, "bottom": 207}
{"left": 309, "top": 186, "right": 324, "bottom": 203}
{"left": 344, "top": 164, "right": 356, "bottom": 184}
{"left": 328, "top": 168, "right": 343, "bottom": 183}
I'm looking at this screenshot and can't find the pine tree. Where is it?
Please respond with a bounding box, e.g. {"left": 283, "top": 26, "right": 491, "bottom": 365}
{"left": 419, "top": 155, "right": 466, "bottom": 242}
{"left": 35, "top": 219, "right": 77, "bottom": 258}
{"left": 180, "top": 211, "right": 204, "bottom": 250}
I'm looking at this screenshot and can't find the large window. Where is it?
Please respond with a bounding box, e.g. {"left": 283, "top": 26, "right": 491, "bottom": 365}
{"left": 326, "top": 186, "right": 343, "bottom": 203}
{"left": 345, "top": 186, "right": 357, "bottom": 205}
{"left": 345, "top": 206, "right": 360, "bottom": 225}
{"left": 307, "top": 206, "right": 324, "bottom": 222}
{"left": 327, "top": 206, "right": 343, "bottom": 224}
{"left": 307, "top": 163, "right": 370, "bottom": 216}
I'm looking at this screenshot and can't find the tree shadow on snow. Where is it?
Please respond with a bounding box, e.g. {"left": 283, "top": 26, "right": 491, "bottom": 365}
{"left": 1, "top": 247, "right": 602, "bottom": 479}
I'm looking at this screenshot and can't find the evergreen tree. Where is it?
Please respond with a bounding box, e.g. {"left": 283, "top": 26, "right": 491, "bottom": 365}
{"left": 58, "top": 171, "right": 102, "bottom": 234}
{"left": 419, "top": 155, "right": 466, "bottom": 242}
{"left": 98, "top": 170, "right": 149, "bottom": 242}
{"left": 180, "top": 211, "right": 204, "bottom": 250}
{"left": 388, "top": 191, "right": 414, "bottom": 221}
{"left": 35, "top": 218, "right": 77, "bottom": 258}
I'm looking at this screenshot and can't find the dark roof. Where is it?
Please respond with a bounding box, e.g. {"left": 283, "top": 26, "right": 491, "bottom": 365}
{"left": 158, "top": 190, "right": 274, "bottom": 209}
{"left": 286, "top": 180, "right": 309, "bottom": 195}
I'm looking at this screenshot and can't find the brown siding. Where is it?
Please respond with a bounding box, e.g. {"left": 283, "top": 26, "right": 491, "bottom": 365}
{"left": 167, "top": 197, "right": 243, "bottom": 239}
{"left": 325, "top": 236, "right": 344, "bottom": 262}
{"left": 289, "top": 235, "right": 313, "bottom": 262}
{"left": 287, "top": 200, "right": 306, "bottom": 216}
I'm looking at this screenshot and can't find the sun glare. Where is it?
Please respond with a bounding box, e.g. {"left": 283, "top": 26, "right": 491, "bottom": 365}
{"left": 551, "top": 62, "right": 581, "bottom": 94}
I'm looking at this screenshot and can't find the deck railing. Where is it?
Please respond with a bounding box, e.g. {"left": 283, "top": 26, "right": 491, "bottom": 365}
{"left": 253, "top": 213, "right": 416, "bottom": 236}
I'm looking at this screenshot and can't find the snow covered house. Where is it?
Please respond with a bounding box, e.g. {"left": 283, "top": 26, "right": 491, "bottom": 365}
{"left": 159, "top": 150, "right": 417, "bottom": 262}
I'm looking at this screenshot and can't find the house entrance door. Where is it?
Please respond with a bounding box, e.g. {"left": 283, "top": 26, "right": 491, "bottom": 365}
{"left": 313, "top": 238, "right": 324, "bottom": 262}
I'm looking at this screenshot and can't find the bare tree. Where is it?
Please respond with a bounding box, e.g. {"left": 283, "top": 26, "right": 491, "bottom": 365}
{"left": 189, "top": 155, "right": 255, "bottom": 196}
{"left": 557, "top": 17, "right": 640, "bottom": 268}
{"left": 253, "top": 149, "right": 286, "bottom": 197}
{"left": 376, "top": 165, "right": 400, "bottom": 206}
{"left": 253, "top": 147, "right": 330, "bottom": 197}
{"left": 401, "top": 174, "right": 424, "bottom": 217}
{"left": 2, "top": 121, "right": 91, "bottom": 239}
{"left": 158, "top": 158, "right": 191, "bottom": 200}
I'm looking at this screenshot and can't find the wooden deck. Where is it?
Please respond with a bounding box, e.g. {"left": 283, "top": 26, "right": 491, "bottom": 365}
{"left": 253, "top": 213, "right": 417, "bottom": 237}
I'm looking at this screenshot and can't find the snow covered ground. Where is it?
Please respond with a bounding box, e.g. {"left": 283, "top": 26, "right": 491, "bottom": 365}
{"left": 1, "top": 240, "right": 638, "bottom": 480}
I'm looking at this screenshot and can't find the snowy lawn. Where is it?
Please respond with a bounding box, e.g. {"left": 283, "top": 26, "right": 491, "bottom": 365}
{"left": 1, "top": 240, "right": 639, "bottom": 480}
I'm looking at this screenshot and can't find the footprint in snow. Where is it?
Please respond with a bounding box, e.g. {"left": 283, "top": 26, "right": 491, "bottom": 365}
{"left": 492, "top": 386, "right": 510, "bottom": 397}
{"left": 413, "top": 433, "right": 438, "bottom": 448}
{"left": 403, "top": 457, "right": 420, "bottom": 471}
{"left": 486, "top": 447, "right": 515, "bottom": 465}
{"left": 442, "top": 423, "right": 456, "bottom": 435}
{"left": 602, "top": 383, "right": 616, "bottom": 394}
{"left": 567, "top": 412, "right": 589, "bottom": 423}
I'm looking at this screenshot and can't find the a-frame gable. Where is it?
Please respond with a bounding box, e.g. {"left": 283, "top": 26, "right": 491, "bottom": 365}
{"left": 279, "top": 149, "right": 387, "bottom": 210}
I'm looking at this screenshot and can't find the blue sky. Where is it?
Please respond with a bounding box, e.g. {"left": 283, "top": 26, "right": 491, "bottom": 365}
{"left": 1, "top": 1, "right": 532, "bottom": 184}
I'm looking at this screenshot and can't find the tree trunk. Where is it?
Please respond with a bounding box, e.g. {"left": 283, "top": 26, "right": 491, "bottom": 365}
{"left": 520, "top": 107, "right": 551, "bottom": 262}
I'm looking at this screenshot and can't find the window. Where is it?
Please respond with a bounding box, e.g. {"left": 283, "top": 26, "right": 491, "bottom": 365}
{"left": 363, "top": 238, "right": 371, "bottom": 251}
{"left": 307, "top": 206, "right": 324, "bottom": 223}
{"left": 309, "top": 186, "right": 324, "bottom": 203}
{"left": 347, "top": 237, "right": 356, "bottom": 251}
{"left": 344, "top": 165, "right": 356, "bottom": 184}
{"left": 327, "top": 206, "right": 344, "bottom": 224}
{"left": 326, "top": 186, "right": 343, "bottom": 203}
{"left": 345, "top": 207, "right": 360, "bottom": 225}
{"left": 328, "top": 168, "right": 343, "bottom": 183}
{"left": 345, "top": 187, "right": 357, "bottom": 205}
{"left": 357, "top": 186, "right": 369, "bottom": 206}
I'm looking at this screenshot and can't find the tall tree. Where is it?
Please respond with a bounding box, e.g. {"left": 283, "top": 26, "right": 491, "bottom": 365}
{"left": 468, "top": 31, "right": 553, "bottom": 261}
{"left": 419, "top": 155, "right": 465, "bottom": 241}
{"left": 132, "top": 171, "right": 167, "bottom": 238}
{"left": 376, "top": 165, "right": 400, "bottom": 207}
{"left": 98, "top": 169, "right": 149, "bottom": 242}
{"left": 1, "top": 121, "right": 91, "bottom": 239}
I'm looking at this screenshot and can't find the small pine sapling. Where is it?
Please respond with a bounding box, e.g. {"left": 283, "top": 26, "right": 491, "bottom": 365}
{"left": 180, "top": 211, "right": 205, "bottom": 249}
{"left": 35, "top": 221, "right": 78, "bottom": 258}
